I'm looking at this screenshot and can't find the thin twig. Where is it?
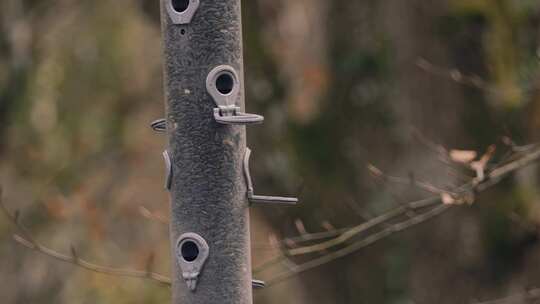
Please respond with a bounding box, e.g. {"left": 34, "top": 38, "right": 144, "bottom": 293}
{"left": 252, "top": 196, "right": 443, "bottom": 274}
{"left": 368, "top": 164, "right": 450, "bottom": 195}
{"left": 4, "top": 144, "right": 540, "bottom": 290}
{"left": 416, "top": 58, "right": 540, "bottom": 96}
{"left": 260, "top": 145, "right": 540, "bottom": 286}
{"left": 264, "top": 204, "right": 451, "bottom": 285}
{"left": 473, "top": 288, "right": 540, "bottom": 304}
{"left": 139, "top": 206, "right": 169, "bottom": 225}
{"left": 417, "top": 58, "right": 492, "bottom": 91}
{"left": 0, "top": 191, "right": 172, "bottom": 287}
{"left": 287, "top": 145, "right": 538, "bottom": 257}
{"left": 282, "top": 196, "right": 440, "bottom": 257}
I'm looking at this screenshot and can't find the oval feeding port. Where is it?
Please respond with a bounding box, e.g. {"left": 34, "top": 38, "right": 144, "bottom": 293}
{"left": 216, "top": 72, "right": 234, "bottom": 95}
{"left": 181, "top": 240, "right": 199, "bottom": 262}
{"left": 216, "top": 73, "right": 235, "bottom": 95}
{"left": 166, "top": 0, "right": 200, "bottom": 25}
{"left": 172, "top": 0, "right": 190, "bottom": 13}
{"left": 206, "top": 65, "right": 240, "bottom": 108}
{"left": 206, "top": 65, "right": 265, "bottom": 125}
{"left": 176, "top": 233, "right": 210, "bottom": 291}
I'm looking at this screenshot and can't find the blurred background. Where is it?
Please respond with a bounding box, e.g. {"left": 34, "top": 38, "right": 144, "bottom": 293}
{"left": 1, "top": 0, "right": 540, "bottom": 303}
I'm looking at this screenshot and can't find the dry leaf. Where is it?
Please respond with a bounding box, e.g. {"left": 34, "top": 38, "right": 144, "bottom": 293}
{"left": 284, "top": 238, "right": 297, "bottom": 248}
{"left": 464, "top": 192, "right": 476, "bottom": 205}
{"left": 321, "top": 221, "right": 335, "bottom": 231}
{"left": 470, "top": 161, "right": 485, "bottom": 183}
{"left": 441, "top": 192, "right": 456, "bottom": 205}
{"left": 367, "top": 164, "right": 383, "bottom": 178}
{"left": 294, "top": 218, "right": 307, "bottom": 235}
{"left": 139, "top": 206, "right": 152, "bottom": 218}
{"left": 478, "top": 145, "right": 496, "bottom": 165}
{"left": 268, "top": 234, "right": 279, "bottom": 248}
{"left": 470, "top": 145, "right": 496, "bottom": 182}
{"left": 449, "top": 150, "right": 477, "bottom": 164}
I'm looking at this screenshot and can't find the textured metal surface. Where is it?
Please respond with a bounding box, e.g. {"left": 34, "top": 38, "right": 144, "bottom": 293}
{"left": 159, "top": 0, "right": 253, "bottom": 303}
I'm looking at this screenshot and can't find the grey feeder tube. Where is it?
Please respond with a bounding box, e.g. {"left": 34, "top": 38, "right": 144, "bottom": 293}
{"left": 159, "top": 0, "right": 253, "bottom": 303}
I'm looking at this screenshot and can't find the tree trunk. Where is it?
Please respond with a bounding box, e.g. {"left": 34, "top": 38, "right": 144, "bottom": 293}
{"left": 159, "top": 0, "right": 253, "bottom": 303}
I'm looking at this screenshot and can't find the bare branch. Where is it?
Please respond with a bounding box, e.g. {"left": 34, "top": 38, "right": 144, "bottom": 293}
{"left": 368, "top": 163, "right": 451, "bottom": 195}
{"left": 264, "top": 204, "right": 450, "bottom": 285}
{"left": 258, "top": 144, "right": 540, "bottom": 287}
{"left": 294, "top": 219, "right": 308, "bottom": 235}
{"left": 139, "top": 206, "right": 168, "bottom": 225}
{"left": 416, "top": 58, "right": 540, "bottom": 99}
{"left": 0, "top": 191, "right": 172, "bottom": 287}
{"left": 4, "top": 142, "right": 540, "bottom": 292}
{"left": 473, "top": 288, "right": 540, "bottom": 304}
{"left": 416, "top": 58, "right": 492, "bottom": 91}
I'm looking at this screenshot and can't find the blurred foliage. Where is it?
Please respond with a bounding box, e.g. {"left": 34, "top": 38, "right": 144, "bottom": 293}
{"left": 0, "top": 0, "right": 540, "bottom": 303}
